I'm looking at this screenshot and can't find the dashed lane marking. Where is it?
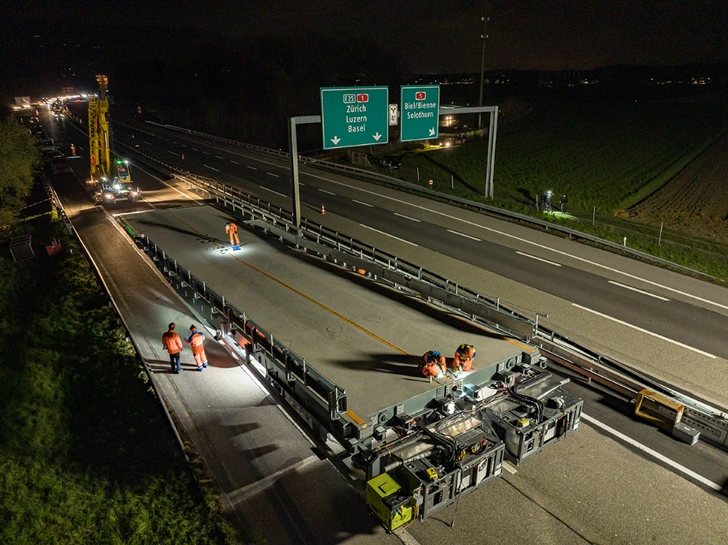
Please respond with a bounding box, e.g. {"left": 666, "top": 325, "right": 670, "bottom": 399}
{"left": 395, "top": 213, "right": 420, "bottom": 222}
{"left": 260, "top": 186, "right": 287, "bottom": 198}
{"left": 573, "top": 304, "right": 716, "bottom": 358}
{"left": 608, "top": 281, "right": 670, "bottom": 301}
{"left": 516, "top": 251, "right": 561, "bottom": 267}
{"left": 447, "top": 229, "right": 482, "bottom": 242}
{"left": 360, "top": 224, "right": 418, "bottom": 247}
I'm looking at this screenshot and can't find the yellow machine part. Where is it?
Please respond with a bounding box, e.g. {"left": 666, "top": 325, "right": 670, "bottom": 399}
{"left": 425, "top": 467, "right": 438, "bottom": 482}
{"left": 88, "top": 74, "right": 111, "bottom": 180}
{"left": 635, "top": 388, "right": 684, "bottom": 431}
{"left": 366, "top": 473, "right": 414, "bottom": 531}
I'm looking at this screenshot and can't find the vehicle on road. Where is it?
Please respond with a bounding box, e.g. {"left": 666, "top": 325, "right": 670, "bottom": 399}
{"left": 50, "top": 154, "right": 71, "bottom": 174}
{"left": 377, "top": 155, "right": 401, "bottom": 170}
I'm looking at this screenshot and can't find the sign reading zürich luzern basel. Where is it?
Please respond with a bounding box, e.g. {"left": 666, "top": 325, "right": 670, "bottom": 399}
{"left": 320, "top": 87, "right": 389, "bottom": 150}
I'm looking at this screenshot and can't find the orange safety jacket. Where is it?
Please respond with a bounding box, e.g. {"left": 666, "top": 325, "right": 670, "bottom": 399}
{"left": 453, "top": 344, "right": 476, "bottom": 372}
{"left": 162, "top": 331, "right": 183, "bottom": 354}
{"left": 226, "top": 223, "right": 238, "bottom": 235}
{"left": 187, "top": 331, "right": 206, "bottom": 355}
{"left": 420, "top": 351, "right": 447, "bottom": 377}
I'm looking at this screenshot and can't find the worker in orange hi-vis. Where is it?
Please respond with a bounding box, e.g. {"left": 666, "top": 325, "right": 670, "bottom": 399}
{"left": 162, "top": 322, "right": 184, "bottom": 374}
{"left": 225, "top": 222, "right": 240, "bottom": 250}
{"left": 420, "top": 350, "right": 447, "bottom": 378}
{"left": 186, "top": 325, "right": 209, "bottom": 371}
{"left": 70, "top": 143, "right": 76, "bottom": 156}
{"left": 452, "top": 344, "right": 476, "bottom": 374}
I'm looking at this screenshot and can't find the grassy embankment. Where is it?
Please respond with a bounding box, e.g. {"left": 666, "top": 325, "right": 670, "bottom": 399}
{"left": 0, "top": 212, "right": 245, "bottom": 545}
{"left": 380, "top": 94, "right": 728, "bottom": 281}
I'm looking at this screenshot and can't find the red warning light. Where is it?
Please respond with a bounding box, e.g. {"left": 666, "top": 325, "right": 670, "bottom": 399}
{"left": 415, "top": 91, "right": 426, "bottom": 100}
{"left": 357, "top": 94, "right": 369, "bottom": 103}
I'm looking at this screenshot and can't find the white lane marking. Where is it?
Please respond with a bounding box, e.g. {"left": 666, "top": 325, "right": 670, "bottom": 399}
{"left": 318, "top": 189, "right": 336, "bottom": 195}
{"left": 608, "top": 281, "right": 670, "bottom": 301}
{"left": 191, "top": 147, "right": 198, "bottom": 151}
{"left": 203, "top": 151, "right": 210, "bottom": 155}
{"left": 516, "top": 251, "right": 562, "bottom": 267}
{"left": 144, "top": 141, "right": 153, "bottom": 145}
{"left": 360, "top": 224, "right": 418, "bottom": 246}
{"left": 215, "top": 155, "right": 224, "bottom": 159}
{"left": 247, "top": 166, "right": 258, "bottom": 171}
{"left": 230, "top": 160, "right": 239, "bottom": 165}
{"left": 303, "top": 172, "right": 728, "bottom": 312}
{"left": 181, "top": 144, "right": 187, "bottom": 147}
{"left": 395, "top": 213, "right": 421, "bottom": 222}
{"left": 581, "top": 413, "right": 722, "bottom": 492}
{"left": 172, "top": 141, "right": 178, "bottom": 144}
{"left": 447, "top": 229, "right": 482, "bottom": 242}
{"left": 203, "top": 164, "right": 220, "bottom": 172}
{"left": 260, "top": 186, "right": 286, "bottom": 198}
{"left": 573, "top": 304, "right": 716, "bottom": 358}
{"left": 352, "top": 199, "right": 373, "bottom": 207}
{"left": 167, "top": 151, "right": 179, "bottom": 157}
{"left": 267, "top": 172, "right": 280, "bottom": 178}
{"left": 502, "top": 461, "right": 517, "bottom": 474}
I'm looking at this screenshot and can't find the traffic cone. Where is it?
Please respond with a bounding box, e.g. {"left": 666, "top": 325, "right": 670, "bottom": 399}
{"left": 70, "top": 144, "right": 76, "bottom": 156}
{"left": 321, "top": 204, "right": 326, "bottom": 215}
{"left": 181, "top": 154, "right": 185, "bottom": 161}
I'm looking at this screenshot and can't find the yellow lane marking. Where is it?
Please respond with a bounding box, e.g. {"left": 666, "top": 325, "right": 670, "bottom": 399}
{"left": 346, "top": 410, "right": 365, "bottom": 426}
{"left": 229, "top": 251, "right": 410, "bottom": 355}
{"left": 506, "top": 338, "right": 536, "bottom": 352}
{"left": 164, "top": 211, "right": 410, "bottom": 355}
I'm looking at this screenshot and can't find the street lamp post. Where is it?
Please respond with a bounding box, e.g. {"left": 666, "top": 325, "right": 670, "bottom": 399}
{"left": 478, "top": 2, "right": 489, "bottom": 129}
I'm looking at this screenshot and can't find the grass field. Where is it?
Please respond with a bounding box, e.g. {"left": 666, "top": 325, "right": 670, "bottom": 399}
{"left": 0, "top": 213, "right": 245, "bottom": 545}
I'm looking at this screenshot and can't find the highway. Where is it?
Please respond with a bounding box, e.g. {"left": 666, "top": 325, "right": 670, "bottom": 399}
{"left": 45, "top": 109, "right": 728, "bottom": 544}
{"left": 106, "top": 115, "right": 728, "bottom": 408}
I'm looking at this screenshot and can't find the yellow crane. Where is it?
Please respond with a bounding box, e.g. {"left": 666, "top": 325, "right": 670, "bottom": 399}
{"left": 88, "top": 74, "right": 140, "bottom": 204}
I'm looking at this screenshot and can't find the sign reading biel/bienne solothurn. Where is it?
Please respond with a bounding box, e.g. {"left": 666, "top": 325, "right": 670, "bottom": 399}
{"left": 320, "top": 87, "right": 389, "bottom": 150}
{"left": 400, "top": 85, "right": 440, "bottom": 142}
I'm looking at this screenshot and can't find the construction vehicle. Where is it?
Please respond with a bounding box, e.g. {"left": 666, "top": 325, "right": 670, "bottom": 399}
{"left": 88, "top": 74, "right": 141, "bottom": 204}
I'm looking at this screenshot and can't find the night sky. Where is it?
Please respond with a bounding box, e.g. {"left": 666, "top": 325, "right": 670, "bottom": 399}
{"left": 4, "top": 0, "right": 727, "bottom": 75}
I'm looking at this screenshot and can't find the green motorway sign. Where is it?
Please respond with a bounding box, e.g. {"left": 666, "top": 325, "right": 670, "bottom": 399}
{"left": 320, "top": 87, "right": 389, "bottom": 150}
{"left": 400, "top": 85, "right": 440, "bottom": 142}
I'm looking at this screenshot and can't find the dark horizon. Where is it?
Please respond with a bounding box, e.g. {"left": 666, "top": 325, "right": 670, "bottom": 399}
{"left": 3, "top": 0, "right": 728, "bottom": 98}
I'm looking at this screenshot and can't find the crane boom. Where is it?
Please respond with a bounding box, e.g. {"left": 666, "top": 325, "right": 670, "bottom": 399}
{"left": 88, "top": 75, "right": 111, "bottom": 179}
{"left": 87, "top": 74, "right": 141, "bottom": 204}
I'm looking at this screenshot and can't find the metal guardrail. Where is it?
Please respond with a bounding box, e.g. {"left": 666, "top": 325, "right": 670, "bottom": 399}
{"left": 161, "top": 169, "right": 728, "bottom": 452}
{"left": 111, "top": 122, "right": 728, "bottom": 451}
{"left": 134, "top": 235, "right": 355, "bottom": 443}
{"left": 145, "top": 122, "right": 715, "bottom": 280}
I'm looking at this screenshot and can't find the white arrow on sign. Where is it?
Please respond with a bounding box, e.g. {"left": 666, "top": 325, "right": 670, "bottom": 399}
{"left": 373, "top": 132, "right": 382, "bottom": 141}
{"left": 428, "top": 127, "right": 435, "bottom": 136}
{"left": 331, "top": 136, "right": 341, "bottom": 145}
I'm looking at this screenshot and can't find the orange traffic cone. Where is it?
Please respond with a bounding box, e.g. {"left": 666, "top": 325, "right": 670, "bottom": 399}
{"left": 321, "top": 204, "right": 326, "bottom": 215}
{"left": 70, "top": 144, "right": 76, "bottom": 156}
